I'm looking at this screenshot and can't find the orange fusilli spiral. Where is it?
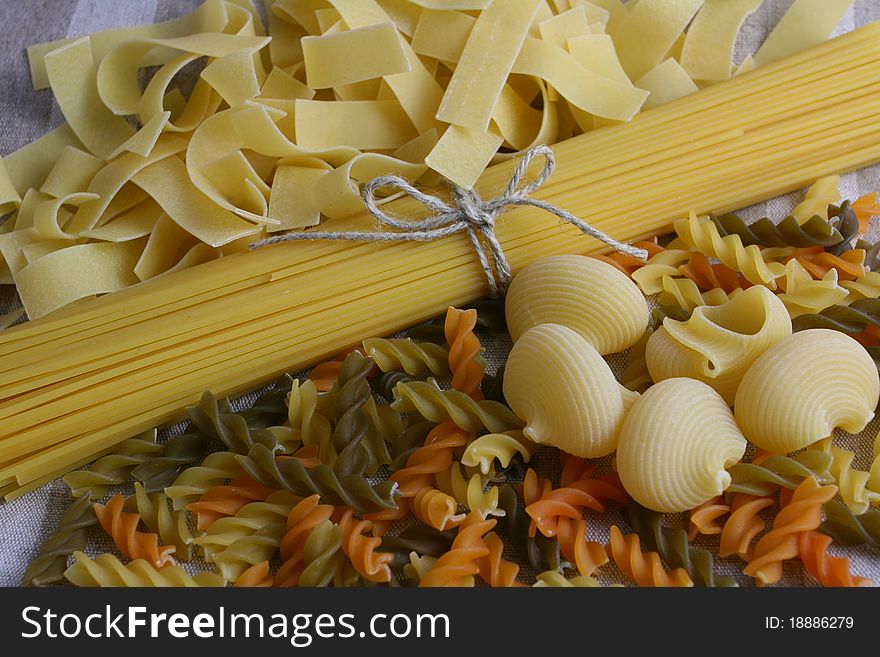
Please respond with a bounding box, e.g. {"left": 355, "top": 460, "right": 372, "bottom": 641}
{"left": 186, "top": 475, "right": 277, "bottom": 530}
{"left": 526, "top": 469, "right": 627, "bottom": 537}
{"left": 744, "top": 477, "right": 838, "bottom": 585}
{"left": 522, "top": 468, "right": 552, "bottom": 506}
{"left": 679, "top": 251, "right": 748, "bottom": 294}
{"left": 420, "top": 512, "right": 494, "bottom": 587}
{"left": 337, "top": 509, "right": 393, "bottom": 583}
{"left": 412, "top": 487, "right": 465, "bottom": 531}
{"left": 234, "top": 561, "right": 274, "bottom": 587}
{"left": 791, "top": 247, "right": 865, "bottom": 281}
{"left": 592, "top": 240, "right": 664, "bottom": 276}
{"left": 94, "top": 494, "right": 176, "bottom": 568}
{"left": 391, "top": 421, "right": 469, "bottom": 497}
{"left": 607, "top": 525, "right": 693, "bottom": 587}
{"left": 718, "top": 493, "right": 774, "bottom": 559}
{"left": 798, "top": 531, "right": 871, "bottom": 587}
{"left": 852, "top": 192, "right": 880, "bottom": 232}
{"left": 525, "top": 465, "right": 624, "bottom": 576}
{"left": 363, "top": 422, "right": 471, "bottom": 532}
{"left": 477, "top": 531, "right": 522, "bottom": 587}
{"left": 444, "top": 307, "right": 485, "bottom": 399}
{"left": 688, "top": 495, "right": 731, "bottom": 540}
{"left": 275, "top": 494, "right": 335, "bottom": 587}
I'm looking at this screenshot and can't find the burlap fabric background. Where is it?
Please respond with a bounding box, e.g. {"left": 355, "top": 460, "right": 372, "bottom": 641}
{"left": 0, "top": 0, "right": 879, "bottom": 586}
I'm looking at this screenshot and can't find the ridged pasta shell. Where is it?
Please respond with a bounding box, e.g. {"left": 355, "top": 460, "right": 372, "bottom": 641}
{"left": 616, "top": 378, "right": 747, "bottom": 513}
{"left": 505, "top": 255, "right": 648, "bottom": 354}
{"left": 502, "top": 323, "right": 639, "bottom": 457}
{"left": 646, "top": 286, "right": 792, "bottom": 404}
{"left": 734, "top": 329, "right": 880, "bottom": 453}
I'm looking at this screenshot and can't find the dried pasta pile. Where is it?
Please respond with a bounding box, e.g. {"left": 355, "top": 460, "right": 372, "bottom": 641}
{"left": 0, "top": 0, "right": 858, "bottom": 320}
{"left": 24, "top": 178, "right": 880, "bottom": 587}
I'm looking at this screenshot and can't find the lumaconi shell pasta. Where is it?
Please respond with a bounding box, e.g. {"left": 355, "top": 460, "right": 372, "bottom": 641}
{"left": 502, "top": 323, "right": 639, "bottom": 458}
{"left": 616, "top": 378, "right": 747, "bottom": 513}
{"left": 504, "top": 255, "right": 649, "bottom": 354}
{"left": 646, "top": 286, "right": 792, "bottom": 404}
{"left": 734, "top": 329, "right": 880, "bottom": 453}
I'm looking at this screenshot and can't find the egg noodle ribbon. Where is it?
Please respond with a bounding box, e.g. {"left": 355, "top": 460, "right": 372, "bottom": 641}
{"left": 252, "top": 145, "right": 648, "bottom": 297}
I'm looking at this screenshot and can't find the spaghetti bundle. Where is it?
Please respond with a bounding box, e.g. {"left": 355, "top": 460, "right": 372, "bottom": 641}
{"left": 2, "top": 25, "right": 880, "bottom": 497}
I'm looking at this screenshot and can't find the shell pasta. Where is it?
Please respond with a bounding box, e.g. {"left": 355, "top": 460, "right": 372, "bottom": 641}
{"left": 616, "top": 378, "right": 747, "bottom": 513}
{"left": 503, "top": 323, "right": 639, "bottom": 458}
{"left": 734, "top": 329, "right": 880, "bottom": 453}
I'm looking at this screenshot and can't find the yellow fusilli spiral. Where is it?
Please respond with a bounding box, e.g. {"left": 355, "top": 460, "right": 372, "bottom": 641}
{"left": 435, "top": 461, "right": 503, "bottom": 519}
{"left": 362, "top": 337, "right": 450, "bottom": 377}
{"left": 460, "top": 431, "right": 537, "bottom": 475}
{"left": 656, "top": 275, "right": 735, "bottom": 313}
{"left": 125, "top": 482, "right": 194, "bottom": 560}
{"left": 790, "top": 175, "right": 839, "bottom": 222}
{"left": 674, "top": 211, "right": 786, "bottom": 287}
{"left": 631, "top": 249, "right": 693, "bottom": 295}
{"left": 842, "top": 271, "right": 880, "bottom": 301}
{"left": 821, "top": 443, "right": 880, "bottom": 514}
{"left": 391, "top": 380, "right": 523, "bottom": 433}
{"left": 776, "top": 260, "right": 847, "bottom": 318}
{"left": 166, "top": 451, "right": 243, "bottom": 510}
{"left": 532, "top": 571, "right": 602, "bottom": 587}
{"left": 65, "top": 552, "right": 225, "bottom": 587}
{"left": 286, "top": 379, "right": 332, "bottom": 457}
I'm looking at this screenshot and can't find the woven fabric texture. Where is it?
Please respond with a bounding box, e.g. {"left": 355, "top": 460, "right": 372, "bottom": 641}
{"left": 0, "top": 0, "right": 879, "bottom": 586}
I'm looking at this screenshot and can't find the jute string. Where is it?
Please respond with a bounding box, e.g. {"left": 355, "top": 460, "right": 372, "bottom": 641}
{"left": 253, "top": 145, "right": 648, "bottom": 297}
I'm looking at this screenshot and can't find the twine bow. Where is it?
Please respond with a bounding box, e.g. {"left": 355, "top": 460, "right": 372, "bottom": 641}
{"left": 253, "top": 145, "right": 648, "bottom": 297}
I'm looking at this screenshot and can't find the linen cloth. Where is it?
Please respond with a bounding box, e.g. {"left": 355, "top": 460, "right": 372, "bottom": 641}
{"left": 0, "top": 0, "right": 879, "bottom": 586}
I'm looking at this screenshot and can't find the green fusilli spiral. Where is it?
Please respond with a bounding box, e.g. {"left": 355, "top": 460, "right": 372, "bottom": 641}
{"left": 373, "top": 370, "right": 413, "bottom": 403}
{"left": 497, "top": 485, "right": 562, "bottom": 574}
{"left": 378, "top": 526, "right": 456, "bottom": 569}
{"left": 625, "top": 502, "right": 737, "bottom": 588}
{"left": 187, "top": 391, "right": 278, "bottom": 455}
{"left": 709, "top": 212, "right": 843, "bottom": 248}
{"left": 819, "top": 500, "right": 880, "bottom": 549}
{"left": 63, "top": 430, "right": 163, "bottom": 499}
{"left": 239, "top": 374, "right": 296, "bottom": 428}
{"left": 237, "top": 443, "right": 398, "bottom": 513}
{"left": 165, "top": 451, "right": 243, "bottom": 510}
{"left": 391, "top": 380, "right": 523, "bottom": 433}
{"left": 300, "top": 519, "right": 346, "bottom": 587}
{"left": 363, "top": 338, "right": 450, "bottom": 376}
{"left": 65, "top": 552, "right": 225, "bottom": 587}
{"left": 131, "top": 432, "right": 208, "bottom": 493}
{"left": 792, "top": 299, "right": 880, "bottom": 335}
{"left": 826, "top": 202, "right": 860, "bottom": 256}
{"left": 22, "top": 496, "right": 97, "bottom": 587}
{"left": 332, "top": 352, "right": 376, "bottom": 476}
{"left": 726, "top": 451, "right": 835, "bottom": 496}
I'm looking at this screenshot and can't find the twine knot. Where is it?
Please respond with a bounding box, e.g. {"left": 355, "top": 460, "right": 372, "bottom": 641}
{"left": 253, "top": 145, "right": 648, "bottom": 297}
